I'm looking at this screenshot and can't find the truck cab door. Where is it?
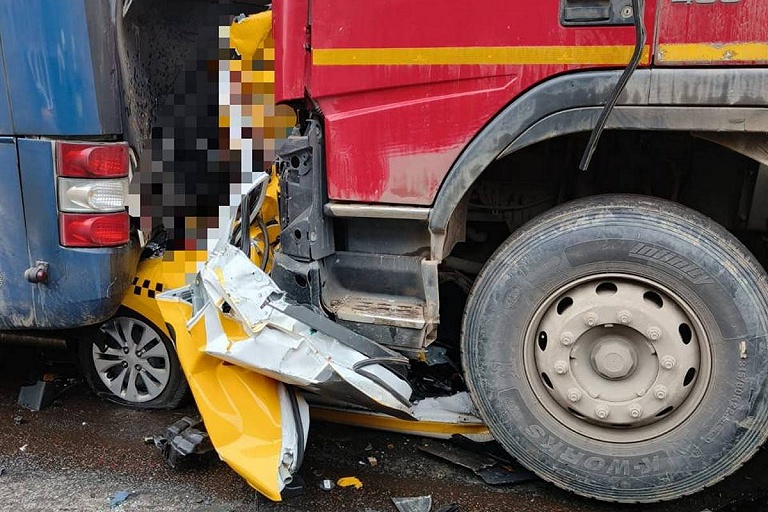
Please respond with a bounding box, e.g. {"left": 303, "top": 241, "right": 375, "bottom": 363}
{"left": 655, "top": 0, "right": 768, "bottom": 65}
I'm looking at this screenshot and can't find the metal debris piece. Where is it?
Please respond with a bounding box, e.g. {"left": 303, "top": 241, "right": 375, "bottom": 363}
{"left": 109, "top": 490, "right": 132, "bottom": 508}
{"left": 419, "top": 442, "right": 535, "bottom": 485}
{"left": 281, "top": 474, "right": 306, "bottom": 499}
{"left": 0, "top": 467, "right": 6, "bottom": 476}
{"left": 18, "top": 380, "right": 59, "bottom": 411}
{"left": 151, "top": 417, "right": 214, "bottom": 469}
{"left": 318, "top": 479, "right": 335, "bottom": 491}
{"left": 392, "top": 496, "right": 432, "bottom": 512}
{"left": 435, "top": 505, "right": 460, "bottom": 512}
{"left": 179, "top": 243, "right": 414, "bottom": 419}
{"left": 19, "top": 444, "right": 27, "bottom": 452}
{"left": 367, "top": 456, "right": 378, "bottom": 467}
{"left": 337, "top": 476, "right": 363, "bottom": 489}
{"left": 13, "top": 416, "right": 24, "bottom": 426}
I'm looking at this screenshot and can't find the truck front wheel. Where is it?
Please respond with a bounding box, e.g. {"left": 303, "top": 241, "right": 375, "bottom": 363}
{"left": 462, "top": 194, "right": 768, "bottom": 502}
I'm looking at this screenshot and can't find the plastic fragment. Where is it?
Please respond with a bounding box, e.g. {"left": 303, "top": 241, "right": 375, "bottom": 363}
{"left": 392, "top": 496, "right": 432, "bottom": 512}
{"left": 337, "top": 476, "right": 363, "bottom": 489}
{"left": 318, "top": 479, "right": 335, "bottom": 491}
{"left": 109, "top": 490, "right": 132, "bottom": 508}
{"left": 436, "top": 504, "right": 460, "bottom": 512}
{"left": 367, "top": 456, "right": 378, "bottom": 467}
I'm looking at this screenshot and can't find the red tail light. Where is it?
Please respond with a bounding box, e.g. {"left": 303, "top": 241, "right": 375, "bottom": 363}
{"left": 56, "top": 142, "right": 129, "bottom": 178}
{"left": 59, "top": 212, "right": 130, "bottom": 247}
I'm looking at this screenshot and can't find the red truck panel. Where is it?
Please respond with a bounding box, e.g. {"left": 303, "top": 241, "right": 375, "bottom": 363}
{"left": 273, "top": 0, "right": 308, "bottom": 103}
{"left": 307, "top": 0, "right": 658, "bottom": 205}
{"left": 656, "top": 0, "right": 768, "bottom": 65}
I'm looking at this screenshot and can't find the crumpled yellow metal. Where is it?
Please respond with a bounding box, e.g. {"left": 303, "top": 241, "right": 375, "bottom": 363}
{"left": 157, "top": 294, "right": 287, "bottom": 502}
{"left": 230, "top": 11, "right": 273, "bottom": 60}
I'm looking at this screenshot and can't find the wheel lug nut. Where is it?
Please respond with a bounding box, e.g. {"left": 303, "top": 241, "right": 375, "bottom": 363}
{"left": 567, "top": 388, "right": 582, "bottom": 403}
{"left": 123, "top": 347, "right": 129, "bottom": 354}
{"left": 554, "top": 361, "right": 568, "bottom": 375}
{"left": 647, "top": 326, "right": 662, "bottom": 341}
{"left": 628, "top": 404, "right": 643, "bottom": 419}
{"left": 583, "top": 313, "right": 599, "bottom": 327}
{"left": 122, "top": 361, "right": 128, "bottom": 368}
{"left": 653, "top": 385, "right": 668, "bottom": 400}
{"left": 595, "top": 405, "right": 610, "bottom": 419}
{"left": 134, "top": 364, "right": 142, "bottom": 371}
{"left": 617, "top": 310, "right": 632, "bottom": 324}
{"left": 560, "top": 332, "right": 574, "bottom": 346}
{"left": 660, "top": 355, "right": 676, "bottom": 370}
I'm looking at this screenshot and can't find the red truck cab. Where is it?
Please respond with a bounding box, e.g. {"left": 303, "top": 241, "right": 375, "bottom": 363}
{"left": 260, "top": 0, "right": 768, "bottom": 502}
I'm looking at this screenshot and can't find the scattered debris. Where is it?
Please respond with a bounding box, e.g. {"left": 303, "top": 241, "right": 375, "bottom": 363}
{"left": 281, "top": 475, "right": 306, "bottom": 498}
{"left": 435, "top": 504, "right": 460, "bottom": 512}
{"left": 109, "top": 490, "right": 132, "bottom": 508}
{"left": 337, "top": 476, "right": 363, "bottom": 489}
{"left": 17, "top": 376, "right": 79, "bottom": 411}
{"left": 419, "top": 441, "right": 536, "bottom": 485}
{"left": 0, "top": 467, "right": 6, "bottom": 476}
{"left": 392, "top": 496, "right": 432, "bottom": 512}
{"left": 364, "top": 443, "right": 373, "bottom": 451}
{"left": 150, "top": 417, "right": 214, "bottom": 469}
{"left": 13, "top": 415, "right": 24, "bottom": 426}
{"left": 318, "top": 479, "right": 335, "bottom": 491}
{"left": 367, "top": 456, "right": 378, "bottom": 467}
{"left": 19, "top": 444, "right": 28, "bottom": 452}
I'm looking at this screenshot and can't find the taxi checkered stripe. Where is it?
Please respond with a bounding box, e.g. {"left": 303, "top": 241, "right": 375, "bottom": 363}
{"left": 131, "top": 277, "right": 164, "bottom": 299}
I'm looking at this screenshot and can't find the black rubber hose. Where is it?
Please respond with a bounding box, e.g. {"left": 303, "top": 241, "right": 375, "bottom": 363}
{"left": 579, "top": 0, "right": 646, "bottom": 171}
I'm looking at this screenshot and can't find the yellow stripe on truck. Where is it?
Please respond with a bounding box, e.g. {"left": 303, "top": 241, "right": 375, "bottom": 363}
{"left": 313, "top": 45, "right": 651, "bottom": 66}
{"left": 658, "top": 42, "right": 768, "bottom": 63}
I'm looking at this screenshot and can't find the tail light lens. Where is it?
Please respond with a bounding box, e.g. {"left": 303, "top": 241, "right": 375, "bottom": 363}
{"left": 58, "top": 178, "right": 129, "bottom": 213}
{"left": 56, "top": 141, "right": 131, "bottom": 247}
{"left": 56, "top": 142, "right": 129, "bottom": 178}
{"left": 59, "top": 212, "right": 130, "bottom": 247}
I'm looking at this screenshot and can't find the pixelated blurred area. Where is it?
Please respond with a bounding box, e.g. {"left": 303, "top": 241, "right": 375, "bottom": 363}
{"left": 128, "top": 2, "right": 294, "bottom": 282}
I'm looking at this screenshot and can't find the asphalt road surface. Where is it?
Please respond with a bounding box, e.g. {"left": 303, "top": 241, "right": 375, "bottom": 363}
{"left": 1, "top": 344, "right": 768, "bottom": 512}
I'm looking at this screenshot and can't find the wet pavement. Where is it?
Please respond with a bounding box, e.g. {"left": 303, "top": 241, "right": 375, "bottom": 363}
{"left": 1, "top": 344, "right": 768, "bottom": 512}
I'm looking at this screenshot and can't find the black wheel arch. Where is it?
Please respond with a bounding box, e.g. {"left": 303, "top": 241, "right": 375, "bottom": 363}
{"left": 429, "top": 68, "right": 768, "bottom": 259}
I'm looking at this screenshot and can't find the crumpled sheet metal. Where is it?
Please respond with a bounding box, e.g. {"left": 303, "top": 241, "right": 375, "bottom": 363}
{"left": 157, "top": 292, "right": 308, "bottom": 502}
{"left": 194, "top": 243, "right": 414, "bottom": 419}
{"left": 309, "top": 391, "right": 491, "bottom": 441}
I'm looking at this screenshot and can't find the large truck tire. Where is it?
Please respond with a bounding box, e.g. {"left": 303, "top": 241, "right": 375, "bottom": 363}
{"left": 462, "top": 194, "right": 768, "bottom": 502}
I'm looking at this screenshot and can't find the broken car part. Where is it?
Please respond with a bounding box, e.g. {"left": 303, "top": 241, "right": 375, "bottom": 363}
{"left": 157, "top": 285, "right": 310, "bottom": 502}
{"left": 180, "top": 242, "right": 414, "bottom": 420}
{"left": 419, "top": 442, "right": 536, "bottom": 486}
{"left": 309, "top": 392, "right": 490, "bottom": 441}
{"left": 392, "top": 496, "right": 432, "bottom": 512}
{"left": 151, "top": 417, "right": 214, "bottom": 469}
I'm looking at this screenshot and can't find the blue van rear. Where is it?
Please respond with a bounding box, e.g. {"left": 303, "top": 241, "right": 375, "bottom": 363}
{"left": 0, "top": 0, "right": 139, "bottom": 330}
